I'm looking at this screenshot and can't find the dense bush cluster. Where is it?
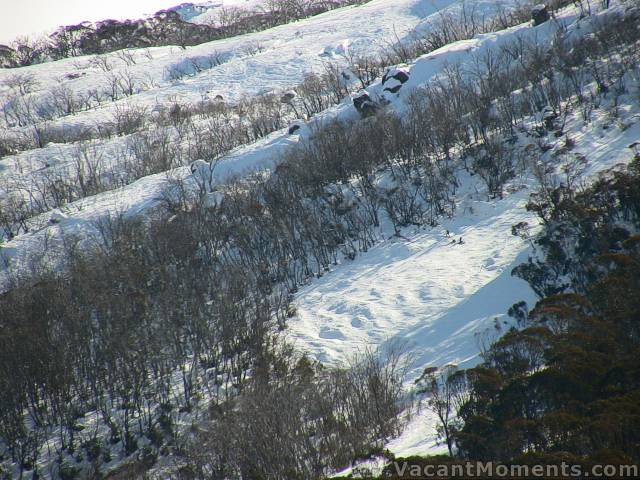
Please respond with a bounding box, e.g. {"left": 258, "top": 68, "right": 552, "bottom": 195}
{"left": 0, "top": 201, "right": 407, "bottom": 478}
{"left": 182, "top": 344, "right": 407, "bottom": 479}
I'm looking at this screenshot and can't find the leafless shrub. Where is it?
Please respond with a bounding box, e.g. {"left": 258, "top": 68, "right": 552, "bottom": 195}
{"left": 124, "top": 126, "right": 182, "bottom": 178}
{"left": 0, "top": 188, "right": 32, "bottom": 239}
{"left": 165, "top": 63, "right": 190, "bottom": 82}
{"left": 1, "top": 84, "right": 38, "bottom": 127}
{"left": 103, "top": 71, "right": 122, "bottom": 102}
{"left": 90, "top": 55, "right": 113, "bottom": 72}
{"left": 242, "top": 41, "right": 266, "bottom": 56}
{"left": 345, "top": 52, "right": 386, "bottom": 90}
{"left": 187, "top": 51, "right": 226, "bottom": 74}
{"left": 111, "top": 103, "right": 148, "bottom": 136}
{"left": 117, "top": 69, "right": 138, "bottom": 97}
{"left": 3, "top": 73, "right": 39, "bottom": 96}
{"left": 116, "top": 49, "right": 137, "bottom": 66}
{"left": 47, "top": 84, "right": 81, "bottom": 117}
{"left": 71, "top": 140, "right": 108, "bottom": 197}
{"left": 30, "top": 122, "right": 95, "bottom": 148}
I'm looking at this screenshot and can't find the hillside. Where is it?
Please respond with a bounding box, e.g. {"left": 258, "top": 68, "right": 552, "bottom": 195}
{"left": 1, "top": 0, "right": 640, "bottom": 478}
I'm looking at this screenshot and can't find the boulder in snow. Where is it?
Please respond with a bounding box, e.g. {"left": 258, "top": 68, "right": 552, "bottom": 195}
{"left": 280, "top": 91, "right": 297, "bottom": 104}
{"left": 532, "top": 4, "right": 550, "bottom": 26}
{"left": 382, "top": 67, "right": 410, "bottom": 94}
{"left": 190, "top": 159, "right": 208, "bottom": 175}
{"left": 49, "top": 210, "right": 69, "bottom": 225}
{"left": 334, "top": 40, "right": 349, "bottom": 56}
{"left": 288, "top": 119, "right": 305, "bottom": 135}
{"left": 65, "top": 72, "right": 86, "bottom": 80}
{"left": 353, "top": 91, "right": 378, "bottom": 117}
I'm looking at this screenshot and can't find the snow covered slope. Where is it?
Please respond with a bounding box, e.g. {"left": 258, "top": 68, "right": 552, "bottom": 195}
{"left": 0, "top": 0, "right": 460, "bottom": 115}
{"left": 289, "top": 177, "right": 538, "bottom": 371}
{"left": 0, "top": 0, "right": 514, "bottom": 280}
{"left": 2, "top": 0, "right": 639, "bottom": 469}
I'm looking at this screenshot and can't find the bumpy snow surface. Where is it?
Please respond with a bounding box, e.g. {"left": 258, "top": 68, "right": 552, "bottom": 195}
{"left": 290, "top": 182, "right": 537, "bottom": 370}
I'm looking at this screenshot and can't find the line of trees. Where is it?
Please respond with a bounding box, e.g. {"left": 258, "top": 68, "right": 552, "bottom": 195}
{"left": 0, "top": 0, "right": 371, "bottom": 69}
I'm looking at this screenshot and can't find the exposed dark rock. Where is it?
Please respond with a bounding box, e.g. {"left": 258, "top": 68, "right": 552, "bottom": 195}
{"left": 382, "top": 67, "right": 410, "bottom": 94}
{"left": 382, "top": 67, "right": 409, "bottom": 85}
{"left": 353, "top": 91, "right": 378, "bottom": 117}
{"left": 532, "top": 4, "right": 550, "bottom": 26}
{"left": 48, "top": 211, "right": 68, "bottom": 224}
{"left": 65, "top": 72, "right": 86, "bottom": 80}
{"left": 280, "top": 91, "right": 296, "bottom": 104}
{"left": 288, "top": 122, "right": 302, "bottom": 134}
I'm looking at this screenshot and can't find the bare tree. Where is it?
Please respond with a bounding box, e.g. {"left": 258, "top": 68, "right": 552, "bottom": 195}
{"left": 416, "top": 364, "right": 469, "bottom": 456}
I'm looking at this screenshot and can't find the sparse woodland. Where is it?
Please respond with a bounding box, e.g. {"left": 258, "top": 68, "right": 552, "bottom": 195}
{"left": 1, "top": 0, "right": 640, "bottom": 478}
{"left": 0, "top": 1, "right": 371, "bottom": 68}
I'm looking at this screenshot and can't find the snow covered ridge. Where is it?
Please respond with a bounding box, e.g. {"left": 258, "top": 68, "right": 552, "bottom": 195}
{"left": 0, "top": 0, "right": 608, "bottom": 249}
{"left": 0, "top": 0, "right": 370, "bottom": 67}
{"left": 0, "top": 0, "right": 528, "bottom": 256}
